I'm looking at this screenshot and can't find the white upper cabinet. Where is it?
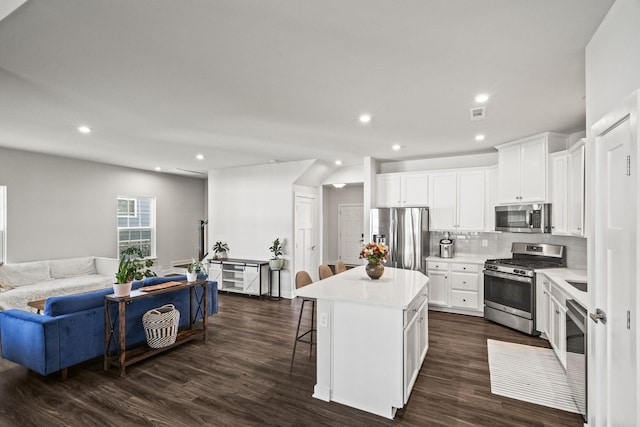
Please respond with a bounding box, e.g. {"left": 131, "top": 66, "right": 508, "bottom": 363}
{"left": 429, "top": 169, "right": 485, "bottom": 231}
{"left": 549, "top": 140, "right": 585, "bottom": 237}
{"left": 457, "top": 170, "right": 486, "bottom": 231}
{"left": 376, "top": 172, "right": 428, "bottom": 207}
{"left": 428, "top": 172, "right": 457, "bottom": 229}
{"left": 484, "top": 167, "right": 498, "bottom": 231}
{"left": 567, "top": 141, "right": 585, "bottom": 236}
{"left": 550, "top": 152, "right": 569, "bottom": 235}
{"left": 376, "top": 174, "right": 401, "bottom": 207}
{"left": 496, "top": 132, "right": 567, "bottom": 204}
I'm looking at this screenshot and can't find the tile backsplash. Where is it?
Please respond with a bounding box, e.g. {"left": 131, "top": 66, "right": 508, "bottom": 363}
{"left": 429, "top": 231, "right": 587, "bottom": 270}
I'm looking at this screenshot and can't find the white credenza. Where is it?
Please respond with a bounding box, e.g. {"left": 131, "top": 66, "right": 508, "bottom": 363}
{"left": 295, "top": 266, "right": 429, "bottom": 419}
{"left": 208, "top": 258, "right": 269, "bottom": 296}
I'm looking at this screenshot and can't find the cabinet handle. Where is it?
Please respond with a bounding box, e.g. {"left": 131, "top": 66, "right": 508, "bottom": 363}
{"left": 555, "top": 310, "right": 560, "bottom": 314}
{"left": 463, "top": 281, "right": 467, "bottom": 284}
{"left": 463, "top": 299, "right": 467, "bottom": 302}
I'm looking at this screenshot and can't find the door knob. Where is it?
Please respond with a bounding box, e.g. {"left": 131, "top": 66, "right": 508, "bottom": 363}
{"left": 590, "top": 308, "right": 607, "bottom": 324}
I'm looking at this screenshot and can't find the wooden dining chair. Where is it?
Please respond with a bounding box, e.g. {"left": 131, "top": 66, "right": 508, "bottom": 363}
{"left": 318, "top": 264, "right": 334, "bottom": 280}
{"left": 335, "top": 261, "right": 347, "bottom": 274}
{"left": 290, "top": 271, "right": 315, "bottom": 372}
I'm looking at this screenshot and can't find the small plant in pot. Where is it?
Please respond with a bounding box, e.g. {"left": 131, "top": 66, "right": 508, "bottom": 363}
{"left": 114, "top": 247, "right": 156, "bottom": 297}
{"left": 268, "top": 238, "right": 284, "bottom": 270}
{"left": 187, "top": 259, "right": 204, "bottom": 282}
{"left": 212, "top": 241, "right": 229, "bottom": 259}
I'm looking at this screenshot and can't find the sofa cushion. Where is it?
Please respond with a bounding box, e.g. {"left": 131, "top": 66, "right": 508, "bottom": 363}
{"left": 44, "top": 287, "right": 113, "bottom": 316}
{"left": 0, "top": 261, "right": 51, "bottom": 288}
{"left": 49, "top": 257, "right": 96, "bottom": 279}
{"left": 0, "top": 274, "right": 113, "bottom": 312}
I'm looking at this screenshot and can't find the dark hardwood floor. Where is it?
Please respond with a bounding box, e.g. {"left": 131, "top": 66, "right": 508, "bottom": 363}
{"left": 0, "top": 294, "right": 584, "bottom": 426}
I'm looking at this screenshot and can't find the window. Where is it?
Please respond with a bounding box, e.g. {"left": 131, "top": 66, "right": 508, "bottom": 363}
{"left": 117, "top": 198, "right": 137, "bottom": 218}
{"left": 117, "top": 196, "right": 155, "bottom": 258}
{"left": 0, "top": 186, "right": 5, "bottom": 264}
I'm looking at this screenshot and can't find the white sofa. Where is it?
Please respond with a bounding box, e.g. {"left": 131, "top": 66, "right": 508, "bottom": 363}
{"left": 0, "top": 256, "right": 118, "bottom": 312}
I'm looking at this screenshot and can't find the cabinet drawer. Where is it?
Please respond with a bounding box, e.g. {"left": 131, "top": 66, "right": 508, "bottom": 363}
{"left": 450, "top": 272, "right": 478, "bottom": 291}
{"left": 404, "top": 287, "right": 428, "bottom": 328}
{"left": 450, "top": 263, "right": 479, "bottom": 273}
{"left": 450, "top": 290, "right": 479, "bottom": 309}
{"left": 427, "top": 261, "right": 448, "bottom": 271}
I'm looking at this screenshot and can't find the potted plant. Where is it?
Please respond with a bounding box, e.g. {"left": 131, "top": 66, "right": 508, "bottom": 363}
{"left": 186, "top": 258, "right": 204, "bottom": 282}
{"left": 268, "top": 238, "right": 284, "bottom": 270}
{"left": 114, "top": 247, "right": 156, "bottom": 296}
{"left": 212, "top": 241, "right": 229, "bottom": 259}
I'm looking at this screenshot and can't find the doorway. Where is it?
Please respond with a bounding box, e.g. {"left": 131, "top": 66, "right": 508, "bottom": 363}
{"left": 591, "top": 90, "right": 638, "bottom": 426}
{"left": 338, "top": 204, "right": 363, "bottom": 265}
{"left": 294, "top": 193, "right": 319, "bottom": 281}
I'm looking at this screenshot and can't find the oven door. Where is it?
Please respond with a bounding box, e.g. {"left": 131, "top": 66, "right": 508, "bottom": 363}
{"left": 483, "top": 270, "right": 534, "bottom": 319}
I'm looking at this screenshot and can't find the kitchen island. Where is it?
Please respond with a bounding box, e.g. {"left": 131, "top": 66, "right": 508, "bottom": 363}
{"left": 295, "top": 266, "right": 429, "bottom": 419}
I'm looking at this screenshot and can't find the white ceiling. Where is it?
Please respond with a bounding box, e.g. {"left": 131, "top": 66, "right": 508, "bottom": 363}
{"left": 0, "top": 0, "right": 614, "bottom": 177}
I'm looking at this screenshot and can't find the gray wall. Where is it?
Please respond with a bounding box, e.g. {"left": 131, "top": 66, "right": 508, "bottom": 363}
{"left": 0, "top": 148, "right": 206, "bottom": 273}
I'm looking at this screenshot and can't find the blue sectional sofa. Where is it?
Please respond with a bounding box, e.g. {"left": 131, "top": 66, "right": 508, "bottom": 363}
{"left": 0, "top": 275, "right": 217, "bottom": 377}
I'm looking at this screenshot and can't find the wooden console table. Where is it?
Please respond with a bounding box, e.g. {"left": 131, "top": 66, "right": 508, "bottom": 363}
{"left": 104, "top": 279, "right": 208, "bottom": 377}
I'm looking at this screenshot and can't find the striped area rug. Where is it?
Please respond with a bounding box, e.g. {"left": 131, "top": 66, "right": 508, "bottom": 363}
{"left": 487, "top": 339, "right": 579, "bottom": 414}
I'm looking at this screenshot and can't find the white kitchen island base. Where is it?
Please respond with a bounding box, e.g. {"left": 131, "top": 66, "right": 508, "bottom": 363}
{"left": 296, "top": 266, "right": 429, "bottom": 419}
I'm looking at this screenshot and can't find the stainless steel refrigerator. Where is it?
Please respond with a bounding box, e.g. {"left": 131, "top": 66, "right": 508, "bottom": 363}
{"left": 370, "top": 207, "right": 430, "bottom": 273}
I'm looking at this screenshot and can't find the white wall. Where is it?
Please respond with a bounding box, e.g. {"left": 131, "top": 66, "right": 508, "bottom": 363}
{"left": 0, "top": 148, "right": 206, "bottom": 272}
{"left": 585, "top": 0, "right": 640, "bottom": 132}
{"left": 322, "top": 184, "right": 364, "bottom": 263}
{"left": 379, "top": 152, "right": 498, "bottom": 173}
{"left": 585, "top": 1, "right": 640, "bottom": 425}
{"left": 208, "top": 160, "right": 314, "bottom": 297}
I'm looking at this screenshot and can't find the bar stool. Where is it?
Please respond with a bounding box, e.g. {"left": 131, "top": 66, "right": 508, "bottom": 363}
{"left": 319, "top": 264, "right": 334, "bottom": 280}
{"left": 335, "top": 261, "right": 347, "bottom": 273}
{"left": 290, "top": 271, "right": 315, "bottom": 372}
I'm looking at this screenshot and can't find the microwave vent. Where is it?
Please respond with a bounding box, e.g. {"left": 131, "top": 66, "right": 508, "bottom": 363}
{"left": 470, "top": 106, "right": 486, "bottom": 121}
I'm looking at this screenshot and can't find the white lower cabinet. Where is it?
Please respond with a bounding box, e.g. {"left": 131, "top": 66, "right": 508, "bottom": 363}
{"left": 427, "top": 260, "right": 483, "bottom": 315}
{"left": 537, "top": 273, "right": 568, "bottom": 369}
{"left": 403, "top": 297, "right": 428, "bottom": 402}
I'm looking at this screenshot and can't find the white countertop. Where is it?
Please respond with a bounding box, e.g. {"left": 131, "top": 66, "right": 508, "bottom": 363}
{"left": 295, "top": 266, "right": 429, "bottom": 309}
{"left": 537, "top": 268, "right": 589, "bottom": 308}
{"left": 425, "top": 255, "right": 488, "bottom": 264}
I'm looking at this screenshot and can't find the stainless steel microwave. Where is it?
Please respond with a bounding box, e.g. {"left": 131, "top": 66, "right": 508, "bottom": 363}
{"left": 495, "top": 203, "right": 552, "bottom": 233}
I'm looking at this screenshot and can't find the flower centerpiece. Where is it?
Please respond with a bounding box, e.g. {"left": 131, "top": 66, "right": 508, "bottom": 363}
{"left": 359, "top": 242, "right": 389, "bottom": 280}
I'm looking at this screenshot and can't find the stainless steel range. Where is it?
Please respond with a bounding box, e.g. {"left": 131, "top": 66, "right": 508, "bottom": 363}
{"left": 484, "top": 242, "right": 565, "bottom": 335}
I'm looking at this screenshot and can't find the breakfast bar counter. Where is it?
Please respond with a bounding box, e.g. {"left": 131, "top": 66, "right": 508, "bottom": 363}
{"left": 296, "top": 266, "right": 429, "bottom": 419}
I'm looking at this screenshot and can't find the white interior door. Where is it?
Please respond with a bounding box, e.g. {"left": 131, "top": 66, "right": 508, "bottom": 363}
{"left": 295, "top": 194, "right": 318, "bottom": 281}
{"left": 592, "top": 94, "right": 638, "bottom": 426}
{"left": 338, "top": 204, "right": 363, "bottom": 265}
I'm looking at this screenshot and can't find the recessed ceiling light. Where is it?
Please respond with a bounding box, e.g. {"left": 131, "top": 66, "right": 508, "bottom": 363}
{"left": 474, "top": 94, "right": 490, "bottom": 103}
{"left": 475, "top": 134, "right": 485, "bottom": 141}
{"left": 392, "top": 144, "right": 402, "bottom": 151}
{"left": 358, "top": 114, "right": 372, "bottom": 124}
{"left": 155, "top": 166, "right": 162, "bottom": 171}
{"left": 77, "top": 125, "right": 92, "bottom": 134}
{"left": 335, "top": 160, "right": 343, "bottom": 166}
{"left": 196, "top": 154, "right": 205, "bottom": 160}
{"left": 332, "top": 183, "right": 346, "bottom": 189}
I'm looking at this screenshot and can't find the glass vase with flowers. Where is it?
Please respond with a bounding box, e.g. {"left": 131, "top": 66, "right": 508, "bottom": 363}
{"left": 359, "top": 242, "right": 389, "bottom": 280}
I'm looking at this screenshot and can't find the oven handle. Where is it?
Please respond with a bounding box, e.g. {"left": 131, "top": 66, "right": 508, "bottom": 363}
{"left": 483, "top": 269, "right": 533, "bottom": 284}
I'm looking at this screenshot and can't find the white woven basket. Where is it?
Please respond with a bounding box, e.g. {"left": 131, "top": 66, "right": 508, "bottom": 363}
{"left": 142, "top": 304, "right": 180, "bottom": 348}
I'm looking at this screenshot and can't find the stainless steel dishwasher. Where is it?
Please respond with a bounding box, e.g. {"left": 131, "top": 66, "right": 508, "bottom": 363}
{"left": 566, "top": 299, "right": 587, "bottom": 421}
